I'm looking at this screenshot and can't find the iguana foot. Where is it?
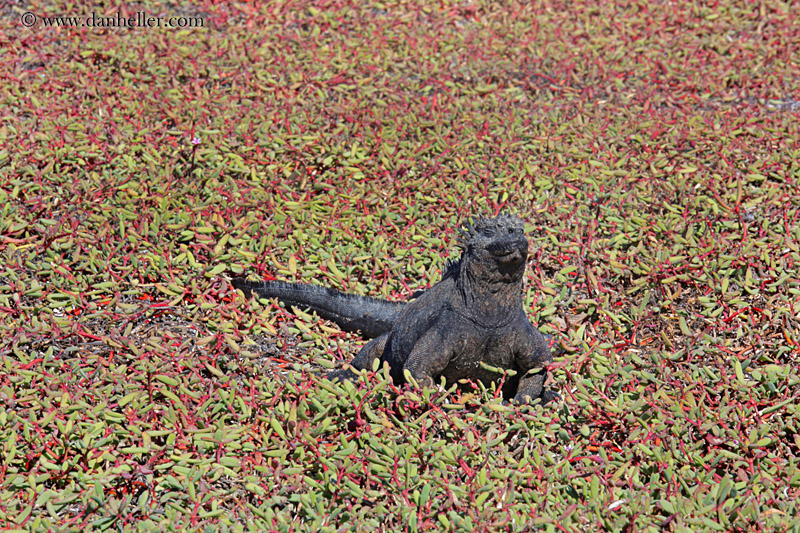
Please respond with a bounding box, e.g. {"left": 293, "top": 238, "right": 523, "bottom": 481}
{"left": 540, "top": 389, "right": 561, "bottom": 405}
{"left": 514, "top": 388, "right": 561, "bottom": 405}
{"left": 326, "top": 367, "right": 360, "bottom": 382}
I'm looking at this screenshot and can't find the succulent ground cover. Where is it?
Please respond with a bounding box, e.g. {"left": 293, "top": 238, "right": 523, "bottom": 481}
{"left": 2, "top": 0, "right": 799, "bottom": 530}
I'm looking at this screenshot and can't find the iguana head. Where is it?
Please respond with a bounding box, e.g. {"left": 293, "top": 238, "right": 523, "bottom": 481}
{"left": 457, "top": 213, "right": 528, "bottom": 284}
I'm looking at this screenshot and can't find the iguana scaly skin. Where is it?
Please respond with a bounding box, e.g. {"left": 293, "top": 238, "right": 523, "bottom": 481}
{"left": 234, "top": 214, "right": 558, "bottom": 404}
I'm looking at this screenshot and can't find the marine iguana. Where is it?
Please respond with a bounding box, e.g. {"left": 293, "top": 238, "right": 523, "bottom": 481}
{"left": 233, "top": 213, "right": 558, "bottom": 404}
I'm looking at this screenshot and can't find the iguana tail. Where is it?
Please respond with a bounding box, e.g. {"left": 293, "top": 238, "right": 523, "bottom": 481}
{"left": 232, "top": 279, "right": 405, "bottom": 339}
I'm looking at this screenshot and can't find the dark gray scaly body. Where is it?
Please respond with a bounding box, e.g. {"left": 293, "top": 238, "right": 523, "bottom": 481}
{"left": 234, "top": 213, "right": 557, "bottom": 404}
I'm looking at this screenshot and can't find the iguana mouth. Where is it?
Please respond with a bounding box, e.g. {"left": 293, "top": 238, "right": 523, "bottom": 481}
{"left": 492, "top": 249, "right": 524, "bottom": 264}
{"left": 488, "top": 240, "right": 527, "bottom": 264}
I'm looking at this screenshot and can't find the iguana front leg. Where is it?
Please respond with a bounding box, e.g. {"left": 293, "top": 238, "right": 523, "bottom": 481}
{"left": 328, "top": 333, "right": 388, "bottom": 381}
{"left": 513, "top": 325, "right": 559, "bottom": 404}
{"left": 514, "top": 359, "right": 561, "bottom": 404}
{"left": 351, "top": 333, "right": 389, "bottom": 370}
{"left": 402, "top": 327, "right": 452, "bottom": 388}
{"left": 514, "top": 368, "right": 548, "bottom": 403}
